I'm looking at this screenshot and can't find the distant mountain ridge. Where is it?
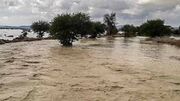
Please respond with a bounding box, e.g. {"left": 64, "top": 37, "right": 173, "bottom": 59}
{"left": 0, "top": 25, "right": 31, "bottom": 30}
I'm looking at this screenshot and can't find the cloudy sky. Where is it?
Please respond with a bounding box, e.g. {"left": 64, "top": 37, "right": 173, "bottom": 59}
{"left": 0, "top": 0, "right": 180, "bottom": 26}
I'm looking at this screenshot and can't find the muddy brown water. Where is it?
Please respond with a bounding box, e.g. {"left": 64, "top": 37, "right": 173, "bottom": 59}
{"left": 0, "top": 37, "right": 180, "bottom": 101}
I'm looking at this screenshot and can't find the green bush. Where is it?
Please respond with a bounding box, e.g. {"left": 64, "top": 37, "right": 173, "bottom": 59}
{"left": 173, "top": 26, "right": 180, "bottom": 35}
{"left": 121, "top": 24, "right": 137, "bottom": 37}
{"left": 89, "top": 22, "right": 106, "bottom": 38}
{"left": 139, "top": 19, "right": 172, "bottom": 37}
{"left": 31, "top": 21, "right": 50, "bottom": 38}
{"left": 50, "top": 13, "right": 92, "bottom": 46}
{"left": 50, "top": 13, "right": 107, "bottom": 46}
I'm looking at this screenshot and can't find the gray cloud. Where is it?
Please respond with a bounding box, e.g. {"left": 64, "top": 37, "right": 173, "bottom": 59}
{"left": 0, "top": 0, "right": 179, "bottom": 26}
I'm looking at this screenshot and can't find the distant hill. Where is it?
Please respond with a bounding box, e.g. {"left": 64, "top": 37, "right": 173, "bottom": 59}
{"left": 0, "top": 25, "right": 31, "bottom": 30}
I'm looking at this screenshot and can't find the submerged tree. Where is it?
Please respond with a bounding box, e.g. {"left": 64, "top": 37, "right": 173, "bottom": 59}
{"left": 72, "top": 13, "right": 92, "bottom": 38}
{"left": 139, "top": 19, "right": 172, "bottom": 37}
{"left": 121, "top": 24, "right": 137, "bottom": 37}
{"left": 50, "top": 14, "right": 76, "bottom": 46}
{"left": 31, "top": 21, "right": 50, "bottom": 38}
{"left": 13, "top": 30, "right": 29, "bottom": 41}
{"left": 89, "top": 22, "right": 106, "bottom": 38}
{"left": 177, "top": 26, "right": 180, "bottom": 35}
{"left": 50, "top": 13, "right": 93, "bottom": 46}
{"left": 50, "top": 13, "right": 107, "bottom": 46}
{"left": 173, "top": 26, "right": 180, "bottom": 35}
{"left": 104, "top": 13, "right": 118, "bottom": 35}
{"left": 21, "top": 30, "right": 28, "bottom": 38}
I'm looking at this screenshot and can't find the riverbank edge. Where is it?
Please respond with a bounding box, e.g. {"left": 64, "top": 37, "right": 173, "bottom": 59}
{"left": 145, "top": 37, "right": 180, "bottom": 47}
{"left": 1, "top": 36, "right": 180, "bottom": 47}
{"left": 0, "top": 37, "right": 54, "bottom": 45}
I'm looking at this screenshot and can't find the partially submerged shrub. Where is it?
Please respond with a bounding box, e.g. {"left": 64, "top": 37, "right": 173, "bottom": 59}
{"left": 139, "top": 19, "right": 172, "bottom": 37}
{"left": 31, "top": 21, "right": 50, "bottom": 38}
{"left": 50, "top": 13, "right": 105, "bottom": 46}
{"left": 89, "top": 22, "right": 106, "bottom": 38}
{"left": 121, "top": 24, "right": 137, "bottom": 37}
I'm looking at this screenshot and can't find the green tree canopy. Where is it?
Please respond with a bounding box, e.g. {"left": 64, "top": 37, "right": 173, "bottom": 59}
{"left": 121, "top": 24, "right": 137, "bottom": 37}
{"left": 72, "top": 13, "right": 92, "bottom": 37}
{"left": 89, "top": 22, "right": 106, "bottom": 38}
{"left": 31, "top": 21, "right": 50, "bottom": 38}
{"left": 50, "top": 13, "right": 107, "bottom": 46}
{"left": 50, "top": 13, "right": 94, "bottom": 46}
{"left": 50, "top": 14, "right": 76, "bottom": 46}
{"left": 139, "top": 19, "right": 172, "bottom": 37}
{"left": 104, "top": 13, "right": 118, "bottom": 35}
{"left": 173, "top": 26, "right": 180, "bottom": 35}
{"left": 178, "top": 26, "right": 180, "bottom": 35}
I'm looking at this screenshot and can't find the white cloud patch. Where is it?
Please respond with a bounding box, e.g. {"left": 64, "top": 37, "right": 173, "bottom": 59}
{"left": 0, "top": 0, "right": 179, "bottom": 26}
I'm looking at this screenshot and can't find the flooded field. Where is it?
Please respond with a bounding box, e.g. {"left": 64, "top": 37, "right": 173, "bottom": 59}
{"left": 0, "top": 29, "right": 49, "bottom": 40}
{"left": 0, "top": 37, "right": 180, "bottom": 101}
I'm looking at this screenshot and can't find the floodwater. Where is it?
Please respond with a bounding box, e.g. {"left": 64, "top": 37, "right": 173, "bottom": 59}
{"left": 0, "top": 37, "right": 180, "bottom": 101}
{"left": 0, "top": 29, "right": 49, "bottom": 40}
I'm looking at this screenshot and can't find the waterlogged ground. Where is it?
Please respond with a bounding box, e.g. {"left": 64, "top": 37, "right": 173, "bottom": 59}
{"left": 0, "top": 37, "right": 180, "bottom": 101}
